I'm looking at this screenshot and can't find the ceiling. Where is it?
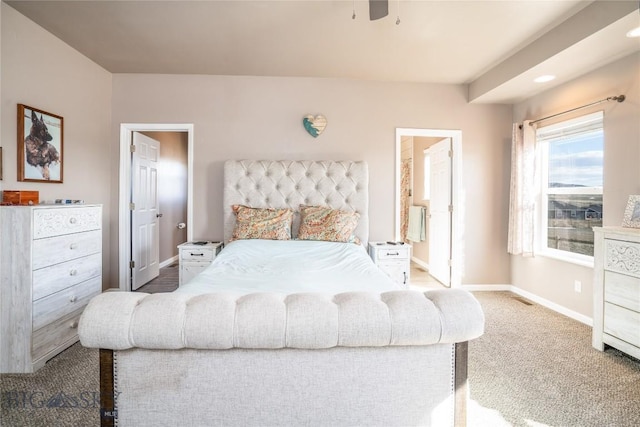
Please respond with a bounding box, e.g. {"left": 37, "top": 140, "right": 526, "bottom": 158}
{"left": 4, "top": 0, "right": 640, "bottom": 104}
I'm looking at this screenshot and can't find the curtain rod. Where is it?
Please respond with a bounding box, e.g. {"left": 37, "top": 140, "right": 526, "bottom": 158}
{"left": 520, "top": 94, "right": 625, "bottom": 128}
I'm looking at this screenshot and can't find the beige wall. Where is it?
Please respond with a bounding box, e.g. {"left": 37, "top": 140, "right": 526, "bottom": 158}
{"left": 1, "top": 4, "right": 113, "bottom": 287}
{"left": 511, "top": 52, "right": 640, "bottom": 318}
{"left": 140, "top": 131, "right": 188, "bottom": 264}
{"left": 2, "top": 1, "right": 637, "bottom": 320}
{"left": 110, "top": 74, "right": 513, "bottom": 285}
{"left": 1, "top": 3, "right": 514, "bottom": 289}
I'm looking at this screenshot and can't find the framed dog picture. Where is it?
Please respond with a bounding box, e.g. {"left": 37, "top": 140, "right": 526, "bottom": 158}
{"left": 17, "top": 104, "right": 63, "bottom": 183}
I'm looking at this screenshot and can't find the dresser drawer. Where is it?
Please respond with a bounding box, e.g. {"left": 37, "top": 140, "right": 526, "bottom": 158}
{"left": 604, "top": 238, "right": 640, "bottom": 278}
{"left": 32, "top": 230, "right": 102, "bottom": 270}
{"left": 604, "top": 302, "right": 640, "bottom": 348}
{"left": 604, "top": 271, "right": 640, "bottom": 313}
{"left": 32, "top": 308, "right": 83, "bottom": 362}
{"left": 377, "top": 246, "right": 410, "bottom": 260}
{"left": 181, "top": 247, "right": 215, "bottom": 261}
{"left": 33, "top": 206, "right": 102, "bottom": 239}
{"left": 32, "top": 253, "right": 102, "bottom": 301}
{"left": 32, "top": 276, "right": 101, "bottom": 330}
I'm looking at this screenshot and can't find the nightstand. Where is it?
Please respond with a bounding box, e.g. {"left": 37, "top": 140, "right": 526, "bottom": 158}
{"left": 368, "top": 242, "right": 411, "bottom": 288}
{"left": 177, "top": 241, "right": 223, "bottom": 286}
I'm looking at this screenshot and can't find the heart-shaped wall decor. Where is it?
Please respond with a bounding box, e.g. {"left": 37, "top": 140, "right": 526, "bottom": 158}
{"left": 303, "top": 114, "right": 327, "bottom": 138}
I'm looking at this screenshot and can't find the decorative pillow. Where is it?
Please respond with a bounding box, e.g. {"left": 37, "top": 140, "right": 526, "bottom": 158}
{"left": 231, "top": 205, "right": 293, "bottom": 241}
{"left": 297, "top": 205, "right": 360, "bottom": 243}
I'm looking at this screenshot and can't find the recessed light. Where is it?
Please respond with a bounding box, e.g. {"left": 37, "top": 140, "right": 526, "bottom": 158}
{"left": 627, "top": 26, "right": 640, "bottom": 38}
{"left": 534, "top": 75, "right": 555, "bottom": 83}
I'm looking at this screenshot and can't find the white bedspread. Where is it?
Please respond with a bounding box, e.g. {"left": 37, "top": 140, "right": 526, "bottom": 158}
{"left": 176, "top": 239, "right": 400, "bottom": 295}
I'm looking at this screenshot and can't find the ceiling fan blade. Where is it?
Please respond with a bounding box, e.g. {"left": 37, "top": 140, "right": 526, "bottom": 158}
{"left": 369, "top": 0, "right": 389, "bottom": 20}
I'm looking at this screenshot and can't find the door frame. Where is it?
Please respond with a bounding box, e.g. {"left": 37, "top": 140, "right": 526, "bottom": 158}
{"left": 118, "top": 123, "right": 194, "bottom": 291}
{"left": 395, "top": 128, "right": 462, "bottom": 288}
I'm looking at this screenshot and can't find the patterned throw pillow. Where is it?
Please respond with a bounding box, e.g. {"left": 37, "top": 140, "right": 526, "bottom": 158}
{"left": 231, "top": 205, "right": 293, "bottom": 240}
{"left": 297, "top": 205, "right": 360, "bottom": 243}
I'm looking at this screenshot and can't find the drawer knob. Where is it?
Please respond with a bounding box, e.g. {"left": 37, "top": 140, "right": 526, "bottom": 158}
{"left": 190, "top": 252, "right": 204, "bottom": 257}
{"left": 70, "top": 321, "right": 79, "bottom": 329}
{"left": 69, "top": 217, "right": 77, "bottom": 224}
{"left": 69, "top": 243, "right": 78, "bottom": 250}
{"left": 69, "top": 269, "right": 78, "bottom": 276}
{"left": 70, "top": 296, "right": 78, "bottom": 303}
{"left": 388, "top": 252, "right": 399, "bottom": 256}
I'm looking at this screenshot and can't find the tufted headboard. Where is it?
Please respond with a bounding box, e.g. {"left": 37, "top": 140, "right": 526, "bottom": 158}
{"left": 223, "top": 160, "right": 369, "bottom": 244}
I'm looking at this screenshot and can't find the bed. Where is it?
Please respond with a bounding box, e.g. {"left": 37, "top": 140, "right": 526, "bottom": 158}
{"left": 176, "top": 239, "right": 400, "bottom": 295}
{"left": 79, "top": 160, "right": 484, "bottom": 426}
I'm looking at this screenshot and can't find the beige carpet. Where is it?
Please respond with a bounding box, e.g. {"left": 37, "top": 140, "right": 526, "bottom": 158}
{"left": 0, "top": 342, "right": 99, "bottom": 426}
{"left": 1, "top": 291, "right": 638, "bottom": 426}
{"left": 468, "top": 292, "right": 640, "bottom": 427}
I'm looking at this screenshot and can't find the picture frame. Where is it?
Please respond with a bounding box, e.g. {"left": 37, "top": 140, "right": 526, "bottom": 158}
{"left": 622, "top": 195, "right": 640, "bottom": 228}
{"left": 17, "top": 104, "right": 63, "bottom": 183}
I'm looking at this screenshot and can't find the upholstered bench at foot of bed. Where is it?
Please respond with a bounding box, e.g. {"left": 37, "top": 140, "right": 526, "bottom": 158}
{"left": 79, "top": 289, "right": 484, "bottom": 350}
{"left": 79, "top": 289, "right": 484, "bottom": 427}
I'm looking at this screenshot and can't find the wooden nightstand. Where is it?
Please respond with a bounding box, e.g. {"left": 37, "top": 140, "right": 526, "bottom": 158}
{"left": 368, "top": 242, "right": 411, "bottom": 288}
{"left": 177, "top": 241, "right": 223, "bottom": 286}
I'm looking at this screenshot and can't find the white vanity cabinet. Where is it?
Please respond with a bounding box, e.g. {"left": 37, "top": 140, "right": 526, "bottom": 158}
{"left": 592, "top": 226, "right": 640, "bottom": 359}
{"left": 0, "top": 204, "right": 103, "bottom": 373}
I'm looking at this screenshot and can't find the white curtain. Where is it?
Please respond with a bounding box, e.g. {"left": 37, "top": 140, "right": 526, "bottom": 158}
{"left": 400, "top": 159, "right": 412, "bottom": 242}
{"left": 507, "top": 120, "right": 537, "bottom": 256}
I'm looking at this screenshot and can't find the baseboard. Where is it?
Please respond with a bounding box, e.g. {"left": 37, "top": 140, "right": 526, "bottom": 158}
{"left": 509, "top": 286, "right": 593, "bottom": 326}
{"left": 461, "top": 284, "right": 512, "bottom": 291}
{"left": 160, "top": 255, "right": 179, "bottom": 269}
{"left": 461, "top": 284, "right": 593, "bottom": 326}
{"left": 410, "top": 257, "right": 430, "bottom": 271}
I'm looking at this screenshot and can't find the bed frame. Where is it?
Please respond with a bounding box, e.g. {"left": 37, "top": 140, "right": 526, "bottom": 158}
{"left": 91, "top": 293, "right": 479, "bottom": 427}
{"left": 97, "top": 345, "right": 471, "bottom": 427}
{"left": 81, "top": 160, "right": 484, "bottom": 426}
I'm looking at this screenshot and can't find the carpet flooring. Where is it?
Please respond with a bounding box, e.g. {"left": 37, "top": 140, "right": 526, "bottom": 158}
{"left": 1, "top": 291, "right": 638, "bottom": 426}
{"left": 0, "top": 342, "right": 99, "bottom": 426}
{"left": 468, "top": 292, "right": 640, "bottom": 427}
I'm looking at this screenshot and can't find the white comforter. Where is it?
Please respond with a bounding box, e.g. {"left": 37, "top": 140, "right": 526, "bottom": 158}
{"left": 176, "top": 239, "right": 400, "bottom": 295}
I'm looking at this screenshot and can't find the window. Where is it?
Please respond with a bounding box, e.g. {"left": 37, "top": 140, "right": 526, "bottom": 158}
{"left": 537, "top": 111, "right": 603, "bottom": 262}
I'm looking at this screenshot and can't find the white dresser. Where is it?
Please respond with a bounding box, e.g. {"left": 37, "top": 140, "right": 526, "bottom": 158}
{"left": 0, "top": 204, "right": 102, "bottom": 373}
{"left": 178, "top": 241, "right": 223, "bottom": 286}
{"left": 368, "top": 242, "right": 411, "bottom": 288}
{"left": 592, "top": 226, "right": 640, "bottom": 359}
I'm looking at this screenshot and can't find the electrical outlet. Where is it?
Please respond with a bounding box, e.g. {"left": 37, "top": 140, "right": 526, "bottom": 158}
{"left": 574, "top": 280, "right": 582, "bottom": 293}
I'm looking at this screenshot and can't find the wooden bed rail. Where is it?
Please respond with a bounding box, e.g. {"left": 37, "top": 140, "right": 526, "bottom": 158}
{"left": 454, "top": 341, "right": 469, "bottom": 427}
{"left": 99, "top": 349, "right": 115, "bottom": 427}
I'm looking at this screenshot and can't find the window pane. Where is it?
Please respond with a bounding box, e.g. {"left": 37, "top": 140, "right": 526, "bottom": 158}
{"left": 548, "top": 130, "right": 603, "bottom": 188}
{"left": 547, "top": 194, "right": 602, "bottom": 256}
{"left": 538, "top": 111, "right": 603, "bottom": 259}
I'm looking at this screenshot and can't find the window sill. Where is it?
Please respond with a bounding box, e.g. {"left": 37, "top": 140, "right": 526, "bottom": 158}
{"left": 537, "top": 250, "right": 594, "bottom": 269}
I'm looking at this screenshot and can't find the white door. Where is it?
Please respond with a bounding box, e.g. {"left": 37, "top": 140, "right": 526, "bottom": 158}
{"left": 427, "top": 138, "right": 452, "bottom": 287}
{"left": 131, "top": 132, "right": 160, "bottom": 290}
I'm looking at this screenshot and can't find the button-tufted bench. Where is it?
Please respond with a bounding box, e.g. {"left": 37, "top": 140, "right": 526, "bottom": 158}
{"left": 80, "top": 289, "right": 484, "bottom": 426}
